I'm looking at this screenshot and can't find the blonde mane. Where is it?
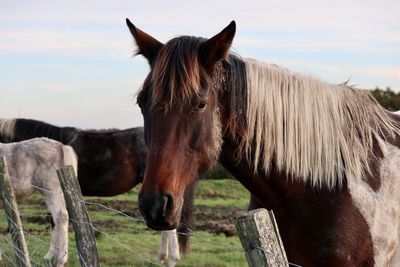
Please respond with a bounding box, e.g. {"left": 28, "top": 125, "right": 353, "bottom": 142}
{"left": 243, "top": 58, "right": 398, "bottom": 188}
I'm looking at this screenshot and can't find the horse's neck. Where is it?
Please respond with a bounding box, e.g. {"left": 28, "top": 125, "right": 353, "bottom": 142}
{"left": 218, "top": 137, "right": 279, "bottom": 208}
{"left": 219, "top": 137, "right": 352, "bottom": 238}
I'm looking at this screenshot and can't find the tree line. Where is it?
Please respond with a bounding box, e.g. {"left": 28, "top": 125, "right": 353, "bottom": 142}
{"left": 371, "top": 87, "right": 400, "bottom": 111}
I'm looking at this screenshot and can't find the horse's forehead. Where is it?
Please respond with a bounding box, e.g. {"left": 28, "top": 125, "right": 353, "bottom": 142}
{"left": 141, "top": 38, "right": 207, "bottom": 111}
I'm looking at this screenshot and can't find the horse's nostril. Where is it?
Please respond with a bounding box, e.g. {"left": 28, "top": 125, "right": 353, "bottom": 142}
{"left": 138, "top": 191, "right": 176, "bottom": 229}
{"left": 162, "top": 195, "right": 168, "bottom": 216}
{"left": 162, "top": 193, "right": 174, "bottom": 216}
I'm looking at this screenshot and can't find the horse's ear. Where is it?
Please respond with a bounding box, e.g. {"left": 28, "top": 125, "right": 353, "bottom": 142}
{"left": 126, "top": 18, "right": 163, "bottom": 66}
{"left": 199, "top": 21, "right": 236, "bottom": 67}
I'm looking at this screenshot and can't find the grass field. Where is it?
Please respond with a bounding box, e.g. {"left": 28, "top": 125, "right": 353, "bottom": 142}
{"left": 0, "top": 179, "right": 250, "bottom": 266}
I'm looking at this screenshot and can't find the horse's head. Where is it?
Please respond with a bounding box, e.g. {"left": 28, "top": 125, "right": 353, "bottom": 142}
{"left": 127, "top": 19, "right": 236, "bottom": 230}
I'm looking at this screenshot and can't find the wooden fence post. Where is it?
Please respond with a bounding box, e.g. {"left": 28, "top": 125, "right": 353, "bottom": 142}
{"left": 57, "top": 166, "right": 100, "bottom": 267}
{"left": 235, "top": 208, "right": 288, "bottom": 267}
{"left": 0, "top": 156, "right": 32, "bottom": 267}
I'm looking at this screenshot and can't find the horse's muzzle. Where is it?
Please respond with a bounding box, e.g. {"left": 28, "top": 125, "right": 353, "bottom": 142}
{"left": 138, "top": 191, "right": 177, "bottom": 230}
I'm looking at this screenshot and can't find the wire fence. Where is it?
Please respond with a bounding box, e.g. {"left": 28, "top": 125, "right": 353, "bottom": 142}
{"left": 0, "top": 175, "right": 243, "bottom": 266}
{"left": 1, "top": 174, "right": 302, "bottom": 267}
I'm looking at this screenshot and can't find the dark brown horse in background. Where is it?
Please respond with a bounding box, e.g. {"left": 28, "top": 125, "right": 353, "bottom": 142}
{"left": 126, "top": 19, "right": 400, "bottom": 267}
{"left": 0, "top": 118, "right": 195, "bottom": 264}
{"left": 0, "top": 118, "right": 146, "bottom": 196}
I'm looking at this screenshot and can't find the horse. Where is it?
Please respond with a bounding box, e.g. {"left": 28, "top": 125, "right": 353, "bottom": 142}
{"left": 0, "top": 118, "right": 195, "bottom": 266}
{"left": 0, "top": 118, "right": 146, "bottom": 196}
{"left": 0, "top": 138, "right": 77, "bottom": 267}
{"left": 126, "top": 19, "right": 400, "bottom": 266}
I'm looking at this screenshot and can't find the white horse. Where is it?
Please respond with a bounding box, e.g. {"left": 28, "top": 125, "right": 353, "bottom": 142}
{"left": 158, "top": 229, "right": 180, "bottom": 267}
{"left": 0, "top": 137, "right": 77, "bottom": 267}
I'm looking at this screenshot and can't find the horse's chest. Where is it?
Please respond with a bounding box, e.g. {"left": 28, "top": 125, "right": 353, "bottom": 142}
{"left": 348, "top": 140, "right": 400, "bottom": 266}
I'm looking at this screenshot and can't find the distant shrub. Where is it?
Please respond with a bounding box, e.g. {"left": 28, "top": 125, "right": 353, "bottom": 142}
{"left": 201, "top": 163, "right": 235, "bottom": 180}
{"left": 370, "top": 87, "right": 400, "bottom": 111}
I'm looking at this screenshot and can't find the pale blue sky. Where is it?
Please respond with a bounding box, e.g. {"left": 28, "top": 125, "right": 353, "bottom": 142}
{"left": 1, "top": 0, "right": 399, "bottom": 128}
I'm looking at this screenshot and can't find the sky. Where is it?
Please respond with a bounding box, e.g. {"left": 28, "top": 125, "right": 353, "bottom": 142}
{"left": 1, "top": 0, "right": 399, "bottom": 129}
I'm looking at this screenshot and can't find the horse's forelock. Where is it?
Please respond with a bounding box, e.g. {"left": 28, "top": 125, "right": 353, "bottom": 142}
{"left": 146, "top": 36, "right": 208, "bottom": 111}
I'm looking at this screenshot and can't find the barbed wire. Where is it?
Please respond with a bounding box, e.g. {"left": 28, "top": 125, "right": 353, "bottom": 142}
{"left": 1, "top": 224, "right": 44, "bottom": 267}
{"left": 78, "top": 199, "right": 146, "bottom": 223}
{"left": 5, "top": 208, "right": 161, "bottom": 266}
{"left": 1, "top": 201, "right": 36, "bottom": 267}
{"left": 1, "top": 235, "right": 19, "bottom": 267}
{"left": 89, "top": 223, "right": 162, "bottom": 266}
{"left": 21, "top": 227, "right": 74, "bottom": 267}
{"left": 1, "top": 191, "right": 162, "bottom": 266}
{"left": 0, "top": 241, "right": 18, "bottom": 267}
{"left": 4, "top": 175, "right": 163, "bottom": 262}
{"left": 7, "top": 175, "right": 63, "bottom": 195}
{"left": 2, "top": 173, "right": 303, "bottom": 267}
{"left": 66, "top": 192, "right": 246, "bottom": 253}
{"left": 1, "top": 197, "right": 81, "bottom": 267}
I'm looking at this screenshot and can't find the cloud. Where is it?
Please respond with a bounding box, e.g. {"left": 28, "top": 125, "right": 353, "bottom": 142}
{"left": 1, "top": 0, "right": 399, "bottom": 128}
{"left": 2, "top": 1, "right": 399, "bottom": 56}
{"left": 237, "top": 37, "right": 364, "bottom": 50}
{"left": 39, "top": 84, "right": 75, "bottom": 93}
{"left": 278, "top": 59, "right": 400, "bottom": 89}
{"left": 0, "top": 84, "right": 30, "bottom": 93}
{"left": 0, "top": 30, "right": 131, "bottom": 58}
{"left": 236, "top": 37, "right": 400, "bottom": 54}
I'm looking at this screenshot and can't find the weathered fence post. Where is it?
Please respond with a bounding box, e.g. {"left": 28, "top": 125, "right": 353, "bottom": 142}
{"left": 235, "top": 208, "right": 288, "bottom": 267}
{"left": 57, "top": 166, "right": 100, "bottom": 267}
{"left": 0, "top": 156, "right": 32, "bottom": 267}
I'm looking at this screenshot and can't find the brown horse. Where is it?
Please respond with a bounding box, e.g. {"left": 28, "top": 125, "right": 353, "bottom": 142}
{"left": 0, "top": 118, "right": 195, "bottom": 264}
{"left": 0, "top": 118, "right": 146, "bottom": 196}
{"left": 127, "top": 19, "right": 400, "bottom": 266}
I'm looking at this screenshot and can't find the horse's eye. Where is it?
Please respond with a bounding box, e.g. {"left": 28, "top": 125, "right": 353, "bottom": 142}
{"left": 196, "top": 101, "right": 207, "bottom": 111}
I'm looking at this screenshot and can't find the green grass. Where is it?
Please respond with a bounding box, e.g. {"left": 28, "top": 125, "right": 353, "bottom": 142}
{"left": 195, "top": 179, "right": 249, "bottom": 209}
{"left": 0, "top": 179, "right": 249, "bottom": 266}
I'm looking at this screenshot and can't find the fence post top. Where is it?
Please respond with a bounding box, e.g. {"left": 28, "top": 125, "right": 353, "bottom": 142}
{"left": 236, "top": 208, "right": 270, "bottom": 220}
